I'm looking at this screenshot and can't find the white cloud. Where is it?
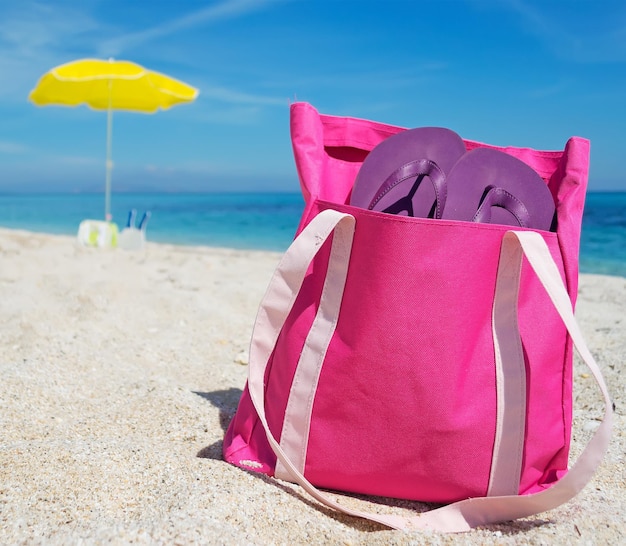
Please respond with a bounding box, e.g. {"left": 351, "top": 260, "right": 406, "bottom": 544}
{"left": 0, "top": 0, "right": 289, "bottom": 111}
{"left": 199, "top": 83, "right": 287, "bottom": 106}
{"left": 0, "top": 140, "right": 28, "bottom": 154}
{"left": 96, "top": 0, "right": 287, "bottom": 57}
{"left": 53, "top": 154, "right": 102, "bottom": 166}
{"left": 0, "top": 1, "right": 101, "bottom": 100}
{"left": 282, "top": 64, "right": 446, "bottom": 92}
{"left": 528, "top": 80, "right": 573, "bottom": 99}
{"left": 501, "top": 0, "right": 626, "bottom": 63}
{"left": 0, "top": 2, "right": 98, "bottom": 58}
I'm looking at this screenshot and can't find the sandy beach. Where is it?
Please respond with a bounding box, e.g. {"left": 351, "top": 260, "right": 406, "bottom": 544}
{"left": 0, "top": 227, "right": 624, "bottom": 545}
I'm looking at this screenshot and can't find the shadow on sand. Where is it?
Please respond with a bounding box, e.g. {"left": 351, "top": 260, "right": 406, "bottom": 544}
{"left": 192, "top": 387, "right": 551, "bottom": 534}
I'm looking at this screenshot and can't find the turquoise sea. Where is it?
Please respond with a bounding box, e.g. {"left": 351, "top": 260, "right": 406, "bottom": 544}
{"left": 0, "top": 191, "right": 624, "bottom": 278}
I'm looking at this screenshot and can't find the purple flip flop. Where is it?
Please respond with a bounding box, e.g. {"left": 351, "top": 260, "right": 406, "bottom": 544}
{"left": 350, "top": 127, "right": 466, "bottom": 218}
{"left": 441, "top": 148, "right": 556, "bottom": 231}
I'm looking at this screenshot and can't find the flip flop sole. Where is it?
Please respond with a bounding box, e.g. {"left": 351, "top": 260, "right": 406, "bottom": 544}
{"left": 441, "top": 148, "right": 556, "bottom": 231}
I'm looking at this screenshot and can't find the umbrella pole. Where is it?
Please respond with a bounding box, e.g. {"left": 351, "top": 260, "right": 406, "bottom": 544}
{"left": 105, "top": 104, "right": 113, "bottom": 222}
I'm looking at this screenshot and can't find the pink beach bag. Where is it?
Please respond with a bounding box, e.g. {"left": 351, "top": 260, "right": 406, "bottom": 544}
{"left": 223, "top": 103, "right": 613, "bottom": 532}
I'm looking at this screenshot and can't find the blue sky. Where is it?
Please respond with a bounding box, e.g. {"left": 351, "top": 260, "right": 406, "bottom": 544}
{"left": 0, "top": 0, "right": 624, "bottom": 194}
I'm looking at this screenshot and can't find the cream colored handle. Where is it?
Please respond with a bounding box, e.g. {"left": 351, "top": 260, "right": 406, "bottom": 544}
{"left": 246, "top": 212, "right": 613, "bottom": 533}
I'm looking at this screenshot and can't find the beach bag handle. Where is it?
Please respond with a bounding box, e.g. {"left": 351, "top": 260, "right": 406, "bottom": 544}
{"left": 246, "top": 209, "right": 613, "bottom": 533}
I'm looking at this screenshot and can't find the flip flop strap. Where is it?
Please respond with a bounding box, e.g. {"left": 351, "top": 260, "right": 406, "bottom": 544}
{"left": 368, "top": 159, "right": 447, "bottom": 219}
{"left": 473, "top": 186, "right": 531, "bottom": 227}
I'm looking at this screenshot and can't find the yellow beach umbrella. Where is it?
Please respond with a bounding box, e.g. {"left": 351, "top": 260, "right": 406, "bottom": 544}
{"left": 29, "top": 58, "right": 199, "bottom": 220}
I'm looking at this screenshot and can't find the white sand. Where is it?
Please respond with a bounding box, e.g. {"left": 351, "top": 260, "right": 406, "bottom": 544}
{"left": 0, "top": 227, "right": 624, "bottom": 545}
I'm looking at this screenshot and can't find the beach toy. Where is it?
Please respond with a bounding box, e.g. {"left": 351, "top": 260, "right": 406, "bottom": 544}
{"left": 77, "top": 219, "right": 118, "bottom": 248}
{"left": 126, "top": 208, "right": 137, "bottom": 228}
{"left": 118, "top": 209, "right": 151, "bottom": 251}
{"left": 138, "top": 211, "right": 151, "bottom": 231}
{"left": 349, "top": 127, "right": 466, "bottom": 218}
{"left": 441, "top": 148, "right": 556, "bottom": 231}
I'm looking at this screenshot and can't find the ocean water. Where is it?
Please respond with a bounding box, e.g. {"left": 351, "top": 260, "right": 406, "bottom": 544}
{"left": 0, "top": 191, "right": 624, "bottom": 277}
{"left": 0, "top": 192, "right": 304, "bottom": 252}
{"left": 579, "top": 192, "right": 626, "bottom": 277}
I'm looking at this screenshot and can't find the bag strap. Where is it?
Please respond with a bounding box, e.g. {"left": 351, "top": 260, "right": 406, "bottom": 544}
{"left": 246, "top": 209, "right": 613, "bottom": 533}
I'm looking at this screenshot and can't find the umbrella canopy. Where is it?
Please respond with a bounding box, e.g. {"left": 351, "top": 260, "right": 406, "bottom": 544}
{"left": 29, "top": 58, "right": 199, "bottom": 220}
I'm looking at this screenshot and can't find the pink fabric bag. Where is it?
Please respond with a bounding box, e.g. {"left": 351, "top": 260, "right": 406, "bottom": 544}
{"left": 223, "top": 102, "right": 612, "bottom": 532}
